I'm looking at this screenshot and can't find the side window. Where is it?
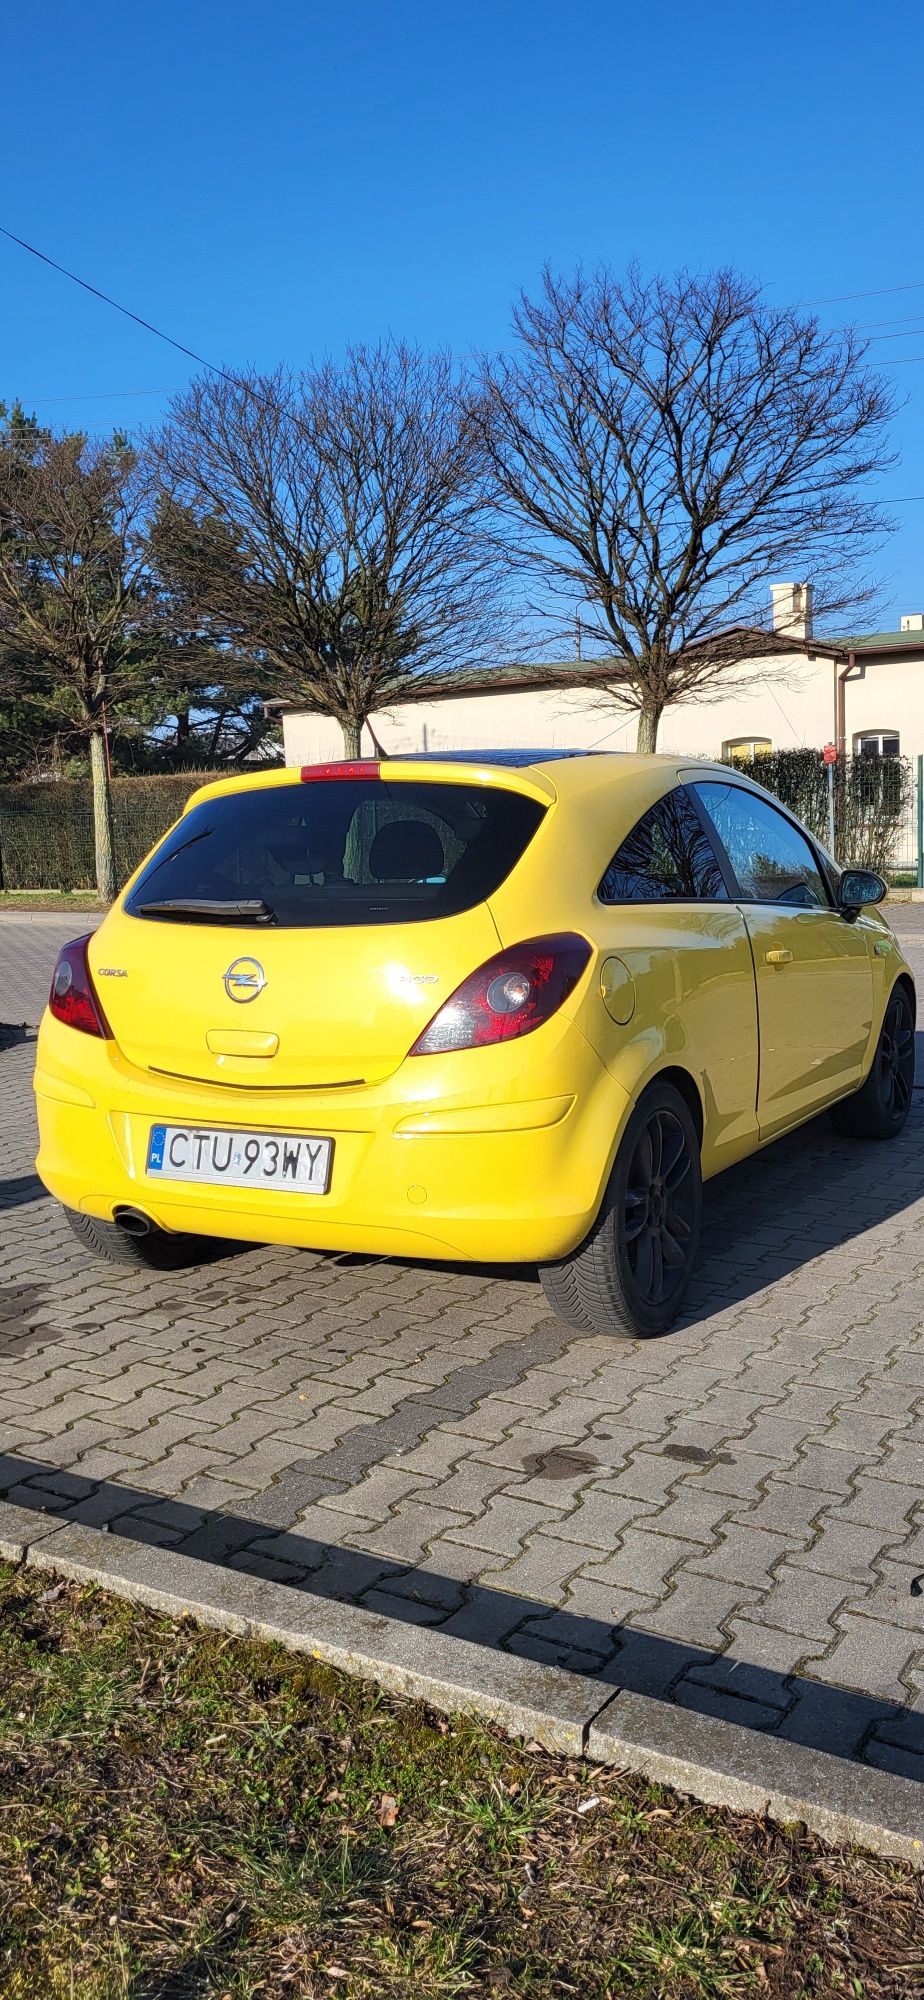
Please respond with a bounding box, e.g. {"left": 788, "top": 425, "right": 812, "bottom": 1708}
{"left": 693, "top": 783, "right": 829, "bottom": 908}
{"left": 599, "top": 787, "right": 729, "bottom": 903}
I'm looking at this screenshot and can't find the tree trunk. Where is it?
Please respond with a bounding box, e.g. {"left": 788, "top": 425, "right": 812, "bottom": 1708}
{"left": 636, "top": 702, "right": 664, "bottom": 754}
{"left": 341, "top": 718, "right": 362, "bottom": 757}
{"left": 89, "top": 729, "right": 117, "bottom": 902}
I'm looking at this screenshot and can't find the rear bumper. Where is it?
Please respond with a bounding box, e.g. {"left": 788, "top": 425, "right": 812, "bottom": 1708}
{"left": 34, "top": 1014, "right": 630, "bottom": 1265}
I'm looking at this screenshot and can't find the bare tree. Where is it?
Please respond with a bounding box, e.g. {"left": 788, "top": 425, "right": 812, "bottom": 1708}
{"left": 154, "top": 345, "right": 508, "bottom": 757}
{"left": 480, "top": 266, "right": 895, "bottom": 750}
{"left": 0, "top": 420, "right": 156, "bottom": 897}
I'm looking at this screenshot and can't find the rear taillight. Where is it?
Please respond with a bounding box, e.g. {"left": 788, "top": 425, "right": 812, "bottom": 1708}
{"left": 48, "top": 935, "right": 111, "bottom": 1038}
{"left": 300, "top": 760, "right": 380, "bottom": 781}
{"left": 409, "top": 933, "right": 592, "bottom": 1056}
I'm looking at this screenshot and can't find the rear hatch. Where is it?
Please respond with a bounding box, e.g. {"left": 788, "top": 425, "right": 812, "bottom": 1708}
{"left": 92, "top": 766, "right": 549, "bottom": 1089}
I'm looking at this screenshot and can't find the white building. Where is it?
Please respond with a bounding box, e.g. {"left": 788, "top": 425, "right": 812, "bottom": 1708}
{"left": 277, "top": 586, "right": 924, "bottom": 770}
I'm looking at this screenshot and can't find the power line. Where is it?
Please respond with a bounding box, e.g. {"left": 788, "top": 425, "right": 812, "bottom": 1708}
{"left": 7, "top": 212, "right": 924, "bottom": 362}
{"left": 0, "top": 223, "right": 236, "bottom": 383}
{"left": 1, "top": 407, "right": 146, "bottom": 435}
{"left": 809, "top": 278, "right": 924, "bottom": 305}
{"left": 858, "top": 312, "right": 924, "bottom": 329}
{"left": 16, "top": 388, "right": 175, "bottom": 403}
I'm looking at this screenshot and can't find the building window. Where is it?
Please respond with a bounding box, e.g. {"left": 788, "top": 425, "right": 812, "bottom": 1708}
{"left": 854, "top": 731, "right": 900, "bottom": 759}
{"left": 721, "top": 736, "right": 772, "bottom": 763}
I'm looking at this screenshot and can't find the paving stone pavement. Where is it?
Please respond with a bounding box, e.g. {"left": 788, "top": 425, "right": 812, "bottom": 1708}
{"left": 0, "top": 912, "right": 103, "bottom": 1029}
{"left": 4, "top": 913, "right": 924, "bottom": 1782}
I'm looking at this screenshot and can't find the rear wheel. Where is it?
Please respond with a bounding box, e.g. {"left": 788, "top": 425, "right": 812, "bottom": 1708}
{"left": 829, "top": 984, "right": 916, "bottom": 1140}
{"left": 536, "top": 1260, "right": 598, "bottom": 1333}
{"left": 63, "top": 1208, "right": 211, "bottom": 1270}
{"left": 540, "top": 1081, "right": 702, "bottom": 1339}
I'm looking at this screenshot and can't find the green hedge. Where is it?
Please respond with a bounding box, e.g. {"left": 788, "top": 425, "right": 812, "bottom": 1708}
{"left": 721, "top": 748, "right": 912, "bottom": 873}
{"left": 0, "top": 774, "right": 228, "bottom": 892}
{"left": 0, "top": 748, "right": 913, "bottom": 892}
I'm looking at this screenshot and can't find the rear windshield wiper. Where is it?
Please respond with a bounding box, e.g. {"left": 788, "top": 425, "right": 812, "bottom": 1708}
{"left": 134, "top": 897, "right": 277, "bottom": 924}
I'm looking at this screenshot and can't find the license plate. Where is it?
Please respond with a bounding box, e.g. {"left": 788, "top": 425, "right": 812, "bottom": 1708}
{"left": 146, "top": 1124, "right": 333, "bottom": 1194}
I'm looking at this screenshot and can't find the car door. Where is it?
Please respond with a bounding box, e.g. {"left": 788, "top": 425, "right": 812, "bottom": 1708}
{"left": 691, "top": 780, "right": 873, "bottom": 1138}
{"left": 592, "top": 783, "right": 760, "bottom": 1175}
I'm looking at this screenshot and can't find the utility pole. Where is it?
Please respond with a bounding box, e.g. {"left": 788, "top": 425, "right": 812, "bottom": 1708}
{"left": 917, "top": 754, "right": 923, "bottom": 891}
{"left": 823, "top": 742, "right": 838, "bottom": 855}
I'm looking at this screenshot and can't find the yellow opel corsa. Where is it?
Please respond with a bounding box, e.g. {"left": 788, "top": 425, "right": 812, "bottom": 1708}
{"left": 34, "top": 752, "right": 915, "bottom": 1339}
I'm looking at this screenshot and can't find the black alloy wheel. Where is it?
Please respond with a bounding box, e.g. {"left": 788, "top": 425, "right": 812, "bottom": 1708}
{"left": 540, "top": 1080, "right": 703, "bottom": 1339}
{"left": 830, "top": 983, "right": 916, "bottom": 1141}
{"left": 622, "top": 1104, "right": 698, "bottom": 1311}
{"left": 878, "top": 990, "right": 916, "bottom": 1124}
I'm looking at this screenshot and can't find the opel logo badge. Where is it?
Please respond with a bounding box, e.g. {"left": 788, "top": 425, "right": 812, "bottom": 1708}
{"left": 223, "top": 956, "right": 267, "bottom": 1004}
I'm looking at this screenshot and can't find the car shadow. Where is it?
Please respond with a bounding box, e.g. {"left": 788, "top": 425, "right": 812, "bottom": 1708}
{"left": 684, "top": 1090, "right": 924, "bottom": 1324}
{"left": 64, "top": 1095, "right": 924, "bottom": 1321}
{"left": 0, "top": 1172, "right": 47, "bottom": 1209}
{"left": 0, "top": 1023, "right": 31, "bottom": 1050}
{"left": 4, "top": 1039, "right": 922, "bottom": 1327}
{"left": 353, "top": 1091, "right": 924, "bottom": 1332}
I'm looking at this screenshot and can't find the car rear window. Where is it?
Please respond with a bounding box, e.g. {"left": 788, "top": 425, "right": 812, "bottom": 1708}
{"left": 124, "top": 779, "right": 547, "bottom": 927}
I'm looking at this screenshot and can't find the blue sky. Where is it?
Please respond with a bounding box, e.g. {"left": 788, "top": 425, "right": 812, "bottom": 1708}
{"left": 3, "top": 0, "right": 923, "bottom": 620}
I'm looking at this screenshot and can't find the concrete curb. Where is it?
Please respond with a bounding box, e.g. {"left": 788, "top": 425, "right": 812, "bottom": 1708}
{"left": 0, "top": 1501, "right": 62, "bottom": 1562}
{"left": 0, "top": 909, "right": 104, "bottom": 922}
{"left": 587, "top": 1698, "right": 924, "bottom": 1862}
{"left": 2, "top": 1501, "right": 922, "bottom": 1867}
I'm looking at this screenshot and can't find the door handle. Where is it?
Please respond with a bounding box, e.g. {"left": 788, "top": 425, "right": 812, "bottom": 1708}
{"left": 765, "top": 948, "right": 793, "bottom": 966}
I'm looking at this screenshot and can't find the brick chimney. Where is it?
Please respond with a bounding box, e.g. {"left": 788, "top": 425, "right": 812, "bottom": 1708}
{"left": 770, "top": 581, "right": 814, "bottom": 641}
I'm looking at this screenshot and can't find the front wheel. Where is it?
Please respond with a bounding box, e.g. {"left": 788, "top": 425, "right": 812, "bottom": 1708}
{"left": 829, "top": 984, "right": 916, "bottom": 1140}
{"left": 540, "top": 1081, "right": 702, "bottom": 1339}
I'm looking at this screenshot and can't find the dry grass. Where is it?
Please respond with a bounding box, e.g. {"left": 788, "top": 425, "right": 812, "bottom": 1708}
{"left": 0, "top": 892, "right": 104, "bottom": 913}
{"left": 0, "top": 1565, "right": 921, "bottom": 1997}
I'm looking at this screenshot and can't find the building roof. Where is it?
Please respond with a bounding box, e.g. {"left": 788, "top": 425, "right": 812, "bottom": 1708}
{"left": 265, "top": 622, "right": 924, "bottom": 718}
{"left": 844, "top": 628, "right": 924, "bottom": 656}
{"left": 403, "top": 626, "right": 849, "bottom": 701}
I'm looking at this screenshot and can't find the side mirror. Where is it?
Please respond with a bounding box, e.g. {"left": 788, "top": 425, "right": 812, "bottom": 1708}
{"left": 838, "top": 868, "right": 887, "bottom": 915}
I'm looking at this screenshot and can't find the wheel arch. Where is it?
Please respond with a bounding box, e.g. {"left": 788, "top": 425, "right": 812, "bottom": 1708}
{"left": 540, "top": 1061, "right": 705, "bottom": 1337}
{"left": 578, "top": 1060, "right": 705, "bottom": 1254}
{"left": 653, "top": 1064, "right": 705, "bottom": 1152}
{"left": 892, "top": 970, "right": 917, "bottom": 1021}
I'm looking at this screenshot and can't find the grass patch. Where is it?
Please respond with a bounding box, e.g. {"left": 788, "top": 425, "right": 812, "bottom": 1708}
{"left": 0, "top": 1565, "right": 921, "bottom": 1996}
{"left": 0, "top": 891, "right": 104, "bottom": 913}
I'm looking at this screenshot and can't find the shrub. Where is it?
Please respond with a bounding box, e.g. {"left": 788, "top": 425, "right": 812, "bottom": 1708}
{"left": 0, "top": 772, "right": 239, "bottom": 892}
{"left": 721, "top": 748, "right": 911, "bottom": 874}
{"left": 0, "top": 749, "right": 913, "bottom": 891}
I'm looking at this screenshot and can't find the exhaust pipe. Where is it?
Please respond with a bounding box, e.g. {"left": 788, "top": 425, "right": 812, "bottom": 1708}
{"left": 113, "top": 1206, "right": 155, "bottom": 1239}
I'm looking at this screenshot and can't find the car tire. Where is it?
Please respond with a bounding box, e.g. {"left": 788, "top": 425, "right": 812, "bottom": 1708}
{"left": 540, "top": 1080, "right": 702, "bottom": 1339}
{"left": 63, "top": 1207, "right": 207, "bottom": 1270}
{"left": 537, "top": 1259, "right": 599, "bottom": 1332}
{"left": 829, "top": 983, "right": 916, "bottom": 1141}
